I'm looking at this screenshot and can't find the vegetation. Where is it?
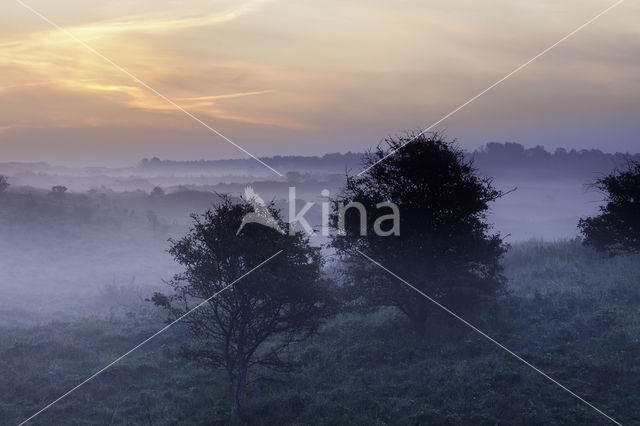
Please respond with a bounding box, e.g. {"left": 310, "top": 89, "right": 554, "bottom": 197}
{"left": 579, "top": 160, "right": 640, "bottom": 254}
{"left": 331, "top": 133, "right": 506, "bottom": 327}
{"left": 0, "top": 174, "right": 8, "bottom": 193}
{"left": 150, "top": 186, "right": 165, "bottom": 197}
{"left": 1, "top": 240, "right": 639, "bottom": 425}
{"left": 0, "top": 186, "right": 197, "bottom": 323}
{"left": 153, "top": 197, "right": 333, "bottom": 418}
{"left": 1, "top": 146, "right": 639, "bottom": 424}
{"left": 136, "top": 145, "right": 640, "bottom": 180}
{"left": 50, "top": 185, "right": 68, "bottom": 196}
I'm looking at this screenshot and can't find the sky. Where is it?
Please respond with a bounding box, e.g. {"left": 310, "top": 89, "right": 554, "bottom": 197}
{"left": 0, "top": 0, "right": 638, "bottom": 166}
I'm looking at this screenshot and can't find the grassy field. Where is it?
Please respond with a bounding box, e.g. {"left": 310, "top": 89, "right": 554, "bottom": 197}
{"left": 1, "top": 240, "right": 639, "bottom": 425}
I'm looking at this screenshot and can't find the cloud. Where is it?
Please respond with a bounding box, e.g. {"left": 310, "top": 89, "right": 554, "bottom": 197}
{"left": 180, "top": 90, "right": 275, "bottom": 101}
{"left": 39, "top": 0, "right": 274, "bottom": 43}
{"left": 1, "top": 0, "right": 639, "bottom": 162}
{"left": 0, "top": 0, "right": 303, "bottom": 133}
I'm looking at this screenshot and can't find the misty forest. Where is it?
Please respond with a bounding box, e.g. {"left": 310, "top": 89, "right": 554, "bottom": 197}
{"left": 1, "top": 137, "right": 640, "bottom": 425}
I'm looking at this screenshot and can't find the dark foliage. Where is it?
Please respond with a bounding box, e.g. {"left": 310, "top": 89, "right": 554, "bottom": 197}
{"left": 50, "top": 185, "right": 68, "bottom": 198}
{"left": 579, "top": 160, "right": 640, "bottom": 254}
{"left": 0, "top": 175, "right": 8, "bottom": 193}
{"left": 153, "top": 196, "right": 333, "bottom": 418}
{"left": 331, "top": 133, "right": 507, "bottom": 328}
{"left": 150, "top": 186, "right": 165, "bottom": 197}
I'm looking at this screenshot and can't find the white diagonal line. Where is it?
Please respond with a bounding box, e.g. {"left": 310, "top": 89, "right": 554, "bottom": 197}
{"left": 356, "top": 249, "right": 622, "bottom": 425}
{"left": 358, "top": 0, "right": 625, "bottom": 176}
{"left": 14, "top": 0, "right": 283, "bottom": 177}
{"left": 18, "top": 250, "right": 283, "bottom": 426}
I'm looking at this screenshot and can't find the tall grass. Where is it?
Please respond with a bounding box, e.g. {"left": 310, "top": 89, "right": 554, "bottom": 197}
{"left": 1, "top": 240, "right": 639, "bottom": 425}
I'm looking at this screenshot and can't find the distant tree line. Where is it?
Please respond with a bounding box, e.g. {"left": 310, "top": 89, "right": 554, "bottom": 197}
{"left": 472, "top": 142, "right": 640, "bottom": 179}
{"left": 138, "top": 153, "right": 365, "bottom": 173}
{"left": 136, "top": 143, "right": 640, "bottom": 182}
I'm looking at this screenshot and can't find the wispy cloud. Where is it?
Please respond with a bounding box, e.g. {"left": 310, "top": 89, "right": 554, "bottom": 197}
{"left": 0, "top": 81, "right": 52, "bottom": 92}
{"left": 1, "top": 0, "right": 638, "bottom": 161}
{"left": 0, "top": 0, "right": 303, "bottom": 131}
{"left": 180, "top": 90, "right": 275, "bottom": 101}
{"left": 82, "top": 0, "right": 274, "bottom": 36}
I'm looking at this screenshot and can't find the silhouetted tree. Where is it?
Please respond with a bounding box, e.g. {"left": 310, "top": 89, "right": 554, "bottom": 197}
{"left": 0, "top": 175, "right": 8, "bottom": 193}
{"left": 331, "top": 133, "right": 506, "bottom": 329}
{"left": 579, "top": 160, "right": 640, "bottom": 254}
{"left": 50, "top": 185, "right": 67, "bottom": 197}
{"left": 150, "top": 186, "right": 165, "bottom": 197}
{"left": 153, "top": 196, "right": 332, "bottom": 419}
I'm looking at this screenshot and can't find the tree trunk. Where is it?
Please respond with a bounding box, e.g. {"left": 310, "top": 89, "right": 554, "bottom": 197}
{"left": 229, "top": 366, "right": 247, "bottom": 420}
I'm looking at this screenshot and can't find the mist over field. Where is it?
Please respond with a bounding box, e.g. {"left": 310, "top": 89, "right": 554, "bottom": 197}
{"left": 0, "top": 146, "right": 626, "bottom": 317}
{"left": 2, "top": 142, "right": 639, "bottom": 425}
{"left": 0, "top": 143, "right": 630, "bottom": 322}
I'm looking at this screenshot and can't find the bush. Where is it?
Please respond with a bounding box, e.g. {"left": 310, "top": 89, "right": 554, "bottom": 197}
{"left": 579, "top": 160, "right": 640, "bottom": 254}
{"left": 153, "top": 196, "right": 334, "bottom": 418}
{"left": 331, "top": 133, "right": 507, "bottom": 328}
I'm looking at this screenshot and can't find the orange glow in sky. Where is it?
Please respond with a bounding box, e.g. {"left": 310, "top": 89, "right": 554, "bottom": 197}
{"left": 1, "top": 0, "right": 638, "bottom": 164}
